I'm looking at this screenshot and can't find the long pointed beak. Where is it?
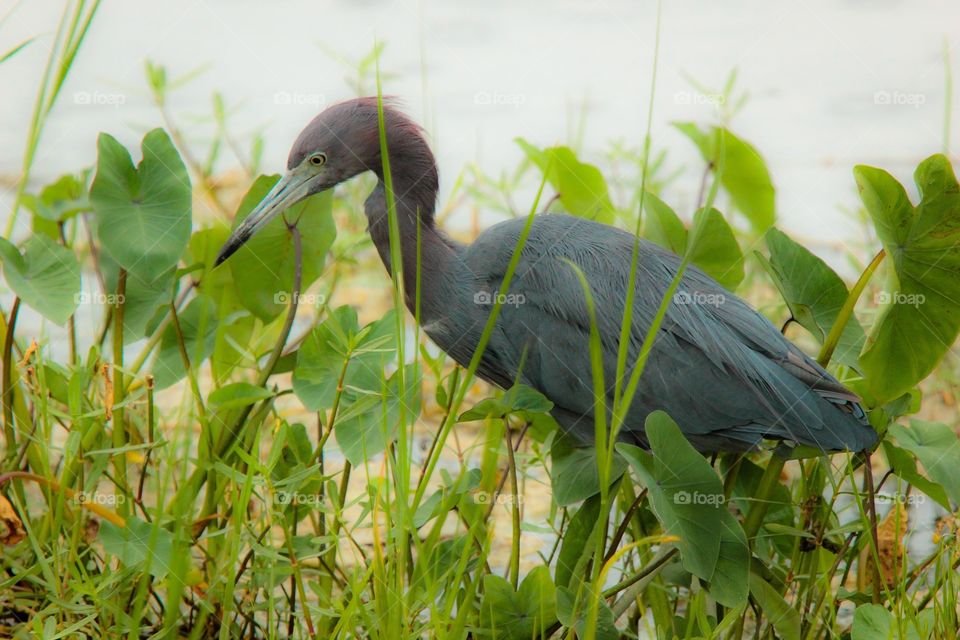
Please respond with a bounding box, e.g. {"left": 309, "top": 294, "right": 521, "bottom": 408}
{"left": 215, "top": 172, "right": 315, "bottom": 266}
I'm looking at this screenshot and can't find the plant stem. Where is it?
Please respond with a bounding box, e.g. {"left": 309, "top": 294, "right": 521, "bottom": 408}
{"left": 112, "top": 269, "right": 128, "bottom": 516}
{"left": 505, "top": 426, "right": 521, "bottom": 589}
{"left": 2, "top": 297, "right": 20, "bottom": 460}
{"left": 817, "top": 249, "right": 885, "bottom": 367}
{"left": 743, "top": 453, "right": 784, "bottom": 541}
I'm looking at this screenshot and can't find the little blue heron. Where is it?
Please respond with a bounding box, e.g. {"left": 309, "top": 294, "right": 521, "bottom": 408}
{"left": 216, "top": 97, "right": 877, "bottom": 453}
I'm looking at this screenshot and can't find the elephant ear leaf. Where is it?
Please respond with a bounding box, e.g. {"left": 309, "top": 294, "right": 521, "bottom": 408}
{"left": 855, "top": 154, "right": 960, "bottom": 401}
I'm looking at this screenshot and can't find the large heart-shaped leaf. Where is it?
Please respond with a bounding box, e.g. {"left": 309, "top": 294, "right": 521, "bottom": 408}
{"left": 855, "top": 155, "right": 960, "bottom": 401}
{"left": 227, "top": 174, "right": 336, "bottom": 321}
{"left": 90, "top": 129, "right": 192, "bottom": 280}
{"left": 674, "top": 123, "right": 775, "bottom": 232}
{"left": 757, "top": 227, "right": 865, "bottom": 369}
{"left": 617, "top": 411, "right": 724, "bottom": 581}
{"left": 0, "top": 235, "right": 80, "bottom": 325}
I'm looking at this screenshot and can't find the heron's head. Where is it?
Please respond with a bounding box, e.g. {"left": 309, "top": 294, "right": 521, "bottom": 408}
{"left": 216, "top": 97, "right": 426, "bottom": 265}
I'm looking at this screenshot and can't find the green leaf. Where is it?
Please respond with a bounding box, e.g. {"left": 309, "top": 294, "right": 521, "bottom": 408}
{"left": 686, "top": 207, "right": 745, "bottom": 290}
{"left": 0, "top": 235, "right": 80, "bottom": 325}
{"left": 292, "top": 306, "right": 397, "bottom": 411}
{"left": 99, "top": 251, "right": 176, "bottom": 340}
{"left": 642, "top": 193, "right": 744, "bottom": 290}
{"left": 882, "top": 440, "right": 950, "bottom": 509}
{"left": 209, "top": 382, "right": 274, "bottom": 409}
{"left": 889, "top": 420, "right": 960, "bottom": 505}
{"left": 22, "top": 173, "right": 90, "bottom": 222}
{"left": 413, "top": 468, "right": 481, "bottom": 528}
{"left": 757, "top": 227, "right": 866, "bottom": 369}
{"left": 100, "top": 517, "right": 174, "bottom": 579}
{"left": 152, "top": 294, "right": 218, "bottom": 389}
{"left": 550, "top": 433, "right": 626, "bottom": 506}
{"left": 335, "top": 364, "right": 420, "bottom": 466}
{"left": 555, "top": 494, "right": 602, "bottom": 588}
{"left": 616, "top": 411, "right": 724, "bottom": 581}
{"left": 459, "top": 384, "right": 553, "bottom": 421}
{"left": 90, "top": 129, "right": 192, "bottom": 280}
{"left": 642, "top": 191, "right": 687, "bottom": 254}
{"left": 556, "top": 585, "right": 619, "bottom": 640}
{"left": 851, "top": 604, "right": 893, "bottom": 640}
{"left": 480, "top": 565, "right": 557, "bottom": 639}
{"left": 227, "top": 174, "right": 336, "bottom": 321}
{"left": 749, "top": 571, "right": 801, "bottom": 640}
{"left": 517, "top": 138, "right": 615, "bottom": 223}
{"left": 708, "top": 509, "right": 749, "bottom": 607}
{"left": 674, "top": 123, "right": 775, "bottom": 232}
{"left": 855, "top": 155, "right": 960, "bottom": 401}
{"left": 188, "top": 227, "right": 258, "bottom": 382}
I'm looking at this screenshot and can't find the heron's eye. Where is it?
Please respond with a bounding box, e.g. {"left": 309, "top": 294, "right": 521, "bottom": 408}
{"left": 309, "top": 153, "right": 327, "bottom": 167}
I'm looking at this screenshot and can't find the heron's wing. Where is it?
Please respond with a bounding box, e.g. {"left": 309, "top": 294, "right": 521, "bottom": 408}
{"left": 462, "top": 215, "right": 873, "bottom": 452}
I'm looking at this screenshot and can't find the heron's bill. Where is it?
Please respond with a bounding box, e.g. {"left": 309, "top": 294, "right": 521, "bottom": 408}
{"left": 214, "top": 172, "right": 314, "bottom": 266}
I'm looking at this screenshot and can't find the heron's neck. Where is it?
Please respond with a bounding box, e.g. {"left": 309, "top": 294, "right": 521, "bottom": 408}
{"left": 364, "top": 176, "right": 462, "bottom": 319}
